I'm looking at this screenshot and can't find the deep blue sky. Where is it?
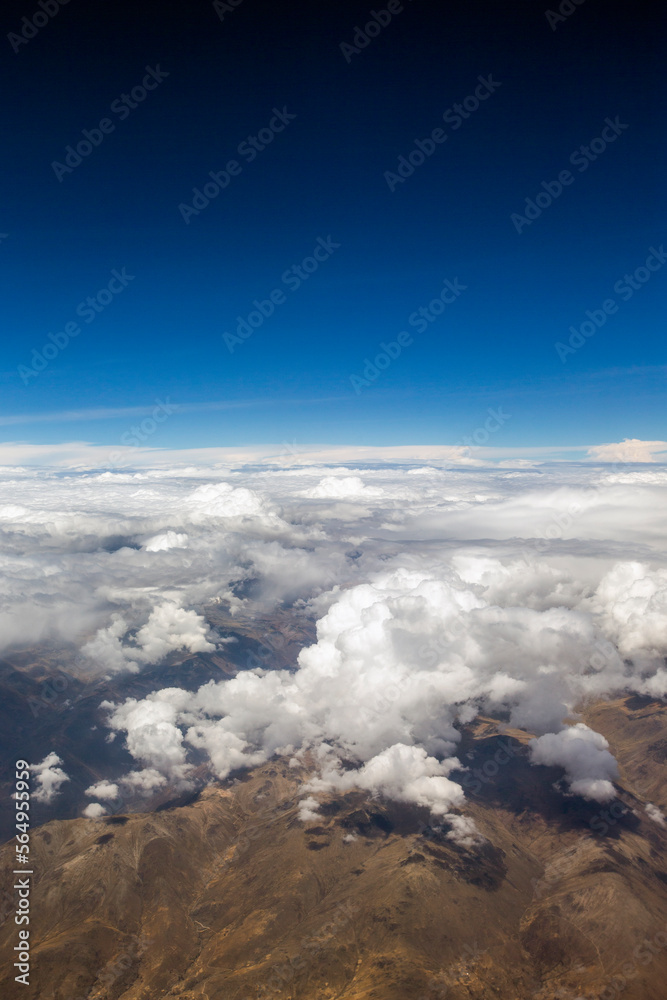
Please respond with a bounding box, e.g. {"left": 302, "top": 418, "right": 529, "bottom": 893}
{"left": 1, "top": 0, "right": 664, "bottom": 452}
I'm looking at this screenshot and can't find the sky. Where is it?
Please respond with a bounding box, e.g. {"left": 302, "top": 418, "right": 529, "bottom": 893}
{"left": 1, "top": 0, "right": 665, "bottom": 458}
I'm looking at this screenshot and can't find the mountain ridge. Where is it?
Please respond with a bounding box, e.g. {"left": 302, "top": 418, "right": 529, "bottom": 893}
{"left": 1, "top": 696, "right": 666, "bottom": 999}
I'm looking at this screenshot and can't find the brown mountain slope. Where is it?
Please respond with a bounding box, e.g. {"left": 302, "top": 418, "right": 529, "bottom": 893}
{"left": 1, "top": 697, "right": 666, "bottom": 1000}
{"left": 0, "top": 607, "right": 315, "bottom": 842}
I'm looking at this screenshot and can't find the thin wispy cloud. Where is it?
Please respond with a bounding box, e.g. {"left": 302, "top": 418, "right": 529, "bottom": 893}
{"left": 0, "top": 396, "right": 349, "bottom": 429}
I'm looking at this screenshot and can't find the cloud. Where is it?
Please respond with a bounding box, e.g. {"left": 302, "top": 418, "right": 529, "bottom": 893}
{"left": 82, "top": 803, "right": 107, "bottom": 818}
{"left": 598, "top": 470, "right": 667, "bottom": 486}
{"left": 298, "top": 796, "right": 322, "bottom": 823}
{"left": 591, "top": 562, "right": 667, "bottom": 674}
{"left": 85, "top": 781, "right": 119, "bottom": 801}
{"left": 0, "top": 442, "right": 481, "bottom": 468}
{"left": 529, "top": 724, "right": 618, "bottom": 802}
{"left": 3, "top": 461, "right": 667, "bottom": 833}
{"left": 101, "top": 689, "right": 194, "bottom": 786}
{"left": 85, "top": 770, "right": 167, "bottom": 805}
{"left": 101, "top": 555, "right": 651, "bottom": 826}
{"left": 305, "top": 476, "right": 385, "bottom": 499}
{"left": 308, "top": 743, "right": 468, "bottom": 820}
{"left": 144, "top": 531, "right": 189, "bottom": 552}
{"left": 120, "top": 768, "right": 169, "bottom": 793}
{"left": 81, "top": 602, "right": 217, "bottom": 674}
{"left": 185, "top": 482, "right": 272, "bottom": 519}
{"left": 1, "top": 437, "right": 667, "bottom": 470}
{"left": 587, "top": 439, "right": 667, "bottom": 463}
{"left": 132, "top": 602, "right": 216, "bottom": 663}
{"left": 31, "top": 752, "right": 70, "bottom": 804}
{"left": 303, "top": 744, "right": 478, "bottom": 843}
{"left": 81, "top": 616, "right": 140, "bottom": 674}
{"left": 645, "top": 803, "right": 666, "bottom": 826}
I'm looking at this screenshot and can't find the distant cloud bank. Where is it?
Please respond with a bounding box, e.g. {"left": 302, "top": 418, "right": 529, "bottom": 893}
{"left": 0, "top": 435, "right": 666, "bottom": 468}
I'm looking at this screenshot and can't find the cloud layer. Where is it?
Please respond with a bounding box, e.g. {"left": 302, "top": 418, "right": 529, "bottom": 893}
{"left": 2, "top": 462, "right": 667, "bottom": 837}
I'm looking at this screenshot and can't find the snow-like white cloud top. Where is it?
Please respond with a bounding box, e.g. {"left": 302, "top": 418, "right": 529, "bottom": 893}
{"left": 185, "top": 481, "right": 271, "bottom": 520}
{"left": 30, "top": 752, "right": 70, "bottom": 804}
{"left": 528, "top": 724, "right": 618, "bottom": 802}
{"left": 305, "top": 475, "right": 385, "bottom": 499}
{"left": 2, "top": 462, "right": 667, "bottom": 836}
{"left": 84, "top": 780, "right": 119, "bottom": 800}
{"left": 82, "top": 802, "right": 107, "bottom": 818}
{"left": 144, "top": 530, "right": 189, "bottom": 552}
{"left": 310, "top": 744, "right": 466, "bottom": 817}
{"left": 81, "top": 602, "right": 217, "bottom": 674}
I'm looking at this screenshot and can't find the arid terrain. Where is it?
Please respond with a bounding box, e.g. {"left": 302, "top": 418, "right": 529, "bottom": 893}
{"left": 2, "top": 695, "right": 666, "bottom": 1000}
{"left": 0, "top": 607, "right": 316, "bottom": 842}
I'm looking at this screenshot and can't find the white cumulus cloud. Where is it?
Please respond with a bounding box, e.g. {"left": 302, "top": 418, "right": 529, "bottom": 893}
{"left": 83, "top": 802, "right": 107, "bottom": 818}
{"left": 31, "top": 752, "right": 70, "bottom": 804}
{"left": 529, "top": 724, "right": 618, "bottom": 802}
